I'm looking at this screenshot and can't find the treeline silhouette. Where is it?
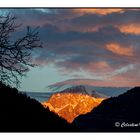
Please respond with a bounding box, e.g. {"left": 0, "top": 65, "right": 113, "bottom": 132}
{"left": 73, "top": 87, "right": 140, "bottom": 132}
{"left": 0, "top": 82, "right": 75, "bottom": 132}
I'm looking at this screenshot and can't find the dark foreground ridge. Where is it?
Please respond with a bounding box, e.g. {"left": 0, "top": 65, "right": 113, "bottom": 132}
{"left": 0, "top": 82, "right": 75, "bottom": 132}
{"left": 73, "top": 87, "right": 140, "bottom": 132}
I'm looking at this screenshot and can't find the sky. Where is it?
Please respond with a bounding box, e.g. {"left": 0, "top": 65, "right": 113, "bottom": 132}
{"left": 1, "top": 8, "right": 140, "bottom": 92}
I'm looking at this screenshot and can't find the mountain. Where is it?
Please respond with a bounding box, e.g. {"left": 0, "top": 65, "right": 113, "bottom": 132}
{"left": 73, "top": 87, "right": 140, "bottom": 132}
{"left": 25, "top": 85, "right": 107, "bottom": 103}
{"left": 59, "top": 85, "right": 88, "bottom": 94}
{"left": 25, "top": 92, "right": 52, "bottom": 102}
{"left": 0, "top": 82, "right": 74, "bottom": 132}
{"left": 58, "top": 85, "right": 107, "bottom": 98}
{"left": 46, "top": 79, "right": 131, "bottom": 97}
{"left": 42, "top": 86, "right": 105, "bottom": 123}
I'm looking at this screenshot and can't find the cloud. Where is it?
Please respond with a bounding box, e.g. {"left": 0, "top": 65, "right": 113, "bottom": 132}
{"left": 64, "top": 9, "right": 140, "bottom": 33}
{"left": 106, "top": 43, "right": 134, "bottom": 56}
{"left": 118, "top": 24, "right": 140, "bottom": 35}
{"left": 31, "top": 24, "right": 140, "bottom": 81}
{"left": 73, "top": 9, "right": 124, "bottom": 15}
{"left": 109, "top": 64, "right": 135, "bottom": 77}
{"left": 1, "top": 8, "right": 140, "bottom": 87}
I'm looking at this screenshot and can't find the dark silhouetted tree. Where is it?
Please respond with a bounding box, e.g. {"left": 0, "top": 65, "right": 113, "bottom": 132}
{"left": 0, "top": 81, "right": 74, "bottom": 132}
{"left": 0, "top": 14, "right": 42, "bottom": 87}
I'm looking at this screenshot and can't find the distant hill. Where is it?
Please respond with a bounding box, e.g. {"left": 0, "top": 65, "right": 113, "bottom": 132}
{"left": 26, "top": 85, "right": 107, "bottom": 103}
{"left": 46, "top": 79, "right": 131, "bottom": 97}
{"left": 25, "top": 92, "right": 52, "bottom": 102}
{"left": 73, "top": 87, "right": 140, "bottom": 132}
{"left": 0, "top": 82, "right": 74, "bottom": 132}
{"left": 58, "top": 85, "right": 107, "bottom": 98}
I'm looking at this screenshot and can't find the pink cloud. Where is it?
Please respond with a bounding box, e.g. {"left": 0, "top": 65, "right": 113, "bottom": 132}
{"left": 106, "top": 43, "right": 134, "bottom": 57}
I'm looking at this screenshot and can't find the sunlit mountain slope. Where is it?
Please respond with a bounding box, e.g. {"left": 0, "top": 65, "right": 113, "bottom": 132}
{"left": 42, "top": 86, "right": 105, "bottom": 123}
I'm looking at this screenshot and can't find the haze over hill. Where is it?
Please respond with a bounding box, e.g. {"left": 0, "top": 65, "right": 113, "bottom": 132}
{"left": 25, "top": 78, "right": 131, "bottom": 103}
{"left": 46, "top": 79, "right": 131, "bottom": 97}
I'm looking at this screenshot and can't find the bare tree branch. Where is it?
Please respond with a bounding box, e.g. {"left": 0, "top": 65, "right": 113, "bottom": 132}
{"left": 0, "top": 14, "right": 42, "bottom": 87}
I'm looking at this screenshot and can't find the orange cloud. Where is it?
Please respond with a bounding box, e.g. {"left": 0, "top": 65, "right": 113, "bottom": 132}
{"left": 74, "top": 9, "right": 124, "bottom": 15}
{"left": 106, "top": 43, "right": 134, "bottom": 57}
{"left": 118, "top": 24, "right": 140, "bottom": 35}
{"left": 88, "top": 61, "right": 112, "bottom": 73}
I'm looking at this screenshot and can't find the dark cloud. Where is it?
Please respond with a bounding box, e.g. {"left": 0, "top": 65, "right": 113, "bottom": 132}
{"left": 30, "top": 23, "right": 140, "bottom": 75}
{"left": 1, "top": 8, "right": 140, "bottom": 86}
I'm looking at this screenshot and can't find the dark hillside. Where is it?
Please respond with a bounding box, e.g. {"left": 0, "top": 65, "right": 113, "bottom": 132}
{"left": 73, "top": 87, "right": 140, "bottom": 132}
{"left": 0, "top": 82, "right": 74, "bottom": 132}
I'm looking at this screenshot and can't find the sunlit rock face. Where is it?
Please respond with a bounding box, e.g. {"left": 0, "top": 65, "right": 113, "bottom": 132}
{"left": 42, "top": 86, "right": 105, "bottom": 123}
